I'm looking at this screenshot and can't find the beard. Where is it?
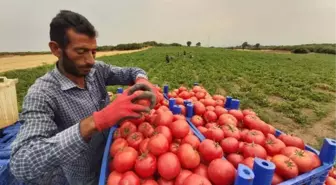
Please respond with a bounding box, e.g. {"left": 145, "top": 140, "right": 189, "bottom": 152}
{"left": 59, "top": 50, "right": 93, "bottom": 77}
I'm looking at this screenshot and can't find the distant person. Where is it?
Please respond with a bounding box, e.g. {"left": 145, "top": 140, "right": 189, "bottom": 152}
{"left": 10, "top": 10, "right": 158, "bottom": 185}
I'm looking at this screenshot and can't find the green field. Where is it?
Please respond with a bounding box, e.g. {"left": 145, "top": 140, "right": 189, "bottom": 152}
{"left": 1, "top": 46, "right": 335, "bottom": 148}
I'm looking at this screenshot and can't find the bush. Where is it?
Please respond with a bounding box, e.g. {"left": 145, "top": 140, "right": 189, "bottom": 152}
{"left": 291, "top": 48, "right": 310, "bottom": 54}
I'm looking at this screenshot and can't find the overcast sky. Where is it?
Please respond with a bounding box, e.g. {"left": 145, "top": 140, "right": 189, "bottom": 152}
{"left": 0, "top": 0, "right": 335, "bottom": 52}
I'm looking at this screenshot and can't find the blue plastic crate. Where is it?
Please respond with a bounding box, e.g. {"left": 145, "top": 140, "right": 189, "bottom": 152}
{"left": 162, "top": 84, "right": 336, "bottom": 185}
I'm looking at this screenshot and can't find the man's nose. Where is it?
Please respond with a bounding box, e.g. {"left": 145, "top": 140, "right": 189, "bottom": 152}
{"left": 85, "top": 52, "right": 95, "bottom": 65}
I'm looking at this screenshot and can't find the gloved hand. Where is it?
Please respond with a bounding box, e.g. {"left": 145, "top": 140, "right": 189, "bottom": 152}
{"left": 135, "top": 78, "right": 160, "bottom": 103}
{"left": 93, "top": 84, "right": 156, "bottom": 131}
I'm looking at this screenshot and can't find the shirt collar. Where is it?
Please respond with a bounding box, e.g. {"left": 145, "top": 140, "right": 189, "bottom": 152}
{"left": 52, "top": 62, "right": 96, "bottom": 91}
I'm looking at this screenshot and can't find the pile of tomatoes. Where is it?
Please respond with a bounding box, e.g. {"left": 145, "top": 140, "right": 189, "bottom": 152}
{"left": 168, "top": 85, "right": 324, "bottom": 185}
{"left": 325, "top": 167, "right": 336, "bottom": 185}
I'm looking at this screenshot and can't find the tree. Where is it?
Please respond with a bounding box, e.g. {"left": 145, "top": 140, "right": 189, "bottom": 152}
{"left": 255, "top": 43, "right": 260, "bottom": 49}
{"left": 196, "top": 42, "right": 201, "bottom": 47}
{"left": 242, "top": 42, "right": 248, "bottom": 50}
{"left": 187, "top": 41, "right": 192, "bottom": 47}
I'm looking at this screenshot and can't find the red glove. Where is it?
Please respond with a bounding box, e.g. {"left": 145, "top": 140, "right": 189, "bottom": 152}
{"left": 93, "top": 84, "right": 156, "bottom": 131}
{"left": 135, "top": 78, "right": 160, "bottom": 102}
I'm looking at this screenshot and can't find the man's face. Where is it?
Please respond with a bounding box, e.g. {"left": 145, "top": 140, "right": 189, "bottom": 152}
{"left": 59, "top": 29, "right": 97, "bottom": 77}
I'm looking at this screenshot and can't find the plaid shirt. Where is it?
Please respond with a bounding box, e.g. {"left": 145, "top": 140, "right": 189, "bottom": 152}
{"left": 9, "top": 60, "right": 147, "bottom": 185}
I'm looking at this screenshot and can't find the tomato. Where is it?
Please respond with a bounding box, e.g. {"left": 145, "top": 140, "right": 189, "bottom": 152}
{"left": 157, "top": 152, "right": 181, "bottom": 180}
{"left": 198, "top": 139, "right": 224, "bottom": 162}
{"left": 130, "top": 115, "right": 146, "bottom": 126}
{"left": 183, "top": 174, "right": 212, "bottom": 185}
{"left": 119, "top": 171, "right": 140, "bottom": 185}
{"left": 173, "top": 114, "right": 186, "bottom": 121}
{"left": 325, "top": 176, "right": 336, "bottom": 185}
{"left": 169, "top": 119, "right": 190, "bottom": 139}
{"left": 278, "top": 134, "right": 305, "bottom": 149}
{"left": 193, "top": 163, "right": 209, "bottom": 179}
{"left": 196, "top": 92, "right": 206, "bottom": 100}
{"left": 203, "top": 111, "right": 218, "bottom": 122}
{"left": 191, "top": 115, "right": 204, "bottom": 127}
{"left": 271, "top": 154, "right": 299, "bottom": 180}
{"left": 205, "top": 106, "right": 215, "bottom": 111}
{"left": 107, "top": 171, "right": 122, "bottom": 185}
{"left": 142, "top": 179, "right": 159, "bottom": 185}
{"left": 170, "top": 142, "right": 180, "bottom": 154}
{"left": 241, "top": 157, "right": 254, "bottom": 169}
{"left": 242, "top": 142, "right": 267, "bottom": 159}
{"left": 113, "top": 128, "right": 122, "bottom": 139}
{"left": 271, "top": 173, "right": 284, "bottom": 185}
{"left": 179, "top": 105, "right": 186, "bottom": 116}
{"left": 193, "top": 85, "right": 203, "bottom": 92}
{"left": 264, "top": 135, "right": 286, "bottom": 156}
{"left": 214, "top": 106, "right": 228, "bottom": 117}
{"left": 221, "top": 124, "right": 241, "bottom": 140}
{"left": 240, "top": 128, "right": 249, "bottom": 140}
{"left": 238, "top": 141, "right": 246, "bottom": 153}
{"left": 155, "top": 126, "right": 173, "bottom": 143}
{"left": 208, "top": 159, "right": 236, "bottom": 185}
{"left": 218, "top": 114, "right": 238, "bottom": 126}
{"left": 220, "top": 137, "right": 239, "bottom": 154}
{"left": 190, "top": 96, "right": 198, "bottom": 102}
{"left": 153, "top": 110, "right": 173, "bottom": 127}
{"left": 287, "top": 149, "right": 314, "bottom": 173}
{"left": 228, "top": 109, "right": 244, "bottom": 121}
{"left": 138, "top": 122, "right": 154, "bottom": 138}
{"left": 215, "top": 99, "right": 225, "bottom": 107}
{"left": 110, "top": 138, "right": 128, "bottom": 157}
{"left": 243, "top": 115, "right": 262, "bottom": 130}
{"left": 197, "top": 126, "right": 208, "bottom": 135}
{"left": 204, "top": 99, "right": 216, "bottom": 107}
{"left": 194, "top": 102, "right": 206, "bottom": 116}
{"left": 126, "top": 132, "right": 144, "bottom": 150}
{"left": 205, "top": 126, "right": 225, "bottom": 141}
{"left": 227, "top": 153, "right": 244, "bottom": 169}
{"left": 175, "top": 98, "right": 184, "bottom": 105}
{"left": 157, "top": 178, "right": 174, "bottom": 185}
{"left": 268, "top": 124, "right": 276, "bottom": 135}
{"left": 179, "top": 86, "right": 187, "bottom": 92}
{"left": 258, "top": 121, "right": 271, "bottom": 135}
{"left": 120, "top": 121, "right": 137, "bottom": 138}
{"left": 175, "top": 170, "right": 193, "bottom": 185}
{"left": 267, "top": 156, "right": 273, "bottom": 161}
{"left": 205, "top": 122, "right": 218, "bottom": 128}
{"left": 134, "top": 153, "right": 157, "bottom": 178}
{"left": 182, "top": 135, "right": 201, "bottom": 149}
{"left": 113, "top": 147, "right": 138, "bottom": 173}
{"left": 177, "top": 143, "right": 200, "bottom": 169}
{"left": 244, "top": 129, "right": 266, "bottom": 146}
{"left": 148, "top": 133, "right": 169, "bottom": 156}
{"left": 242, "top": 109, "right": 257, "bottom": 116}
{"left": 329, "top": 167, "right": 336, "bottom": 178}
{"left": 213, "top": 94, "right": 225, "bottom": 101}
{"left": 281, "top": 146, "right": 300, "bottom": 157}
{"left": 139, "top": 138, "right": 150, "bottom": 153}
{"left": 179, "top": 91, "right": 190, "bottom": 99}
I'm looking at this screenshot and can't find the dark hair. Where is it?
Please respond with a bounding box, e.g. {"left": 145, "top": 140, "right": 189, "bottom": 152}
{"left": 49, "top": 10, "right": 97, "bottom": 48}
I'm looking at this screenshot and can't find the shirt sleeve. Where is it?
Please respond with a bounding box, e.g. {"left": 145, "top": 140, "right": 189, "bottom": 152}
{"left": 9, "top": 91, "right": 90, "bottom": 183}
{"left": 95, "top": 60, "right": 148, "bottom": 86}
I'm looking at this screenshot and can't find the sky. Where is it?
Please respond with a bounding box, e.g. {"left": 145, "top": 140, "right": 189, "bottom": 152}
{"left": 0, "top": 0, "right": 335, "bottom": 52}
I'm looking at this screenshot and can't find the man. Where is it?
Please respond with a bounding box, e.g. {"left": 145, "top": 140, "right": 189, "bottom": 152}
{"left": 9, "top": 10, "right": 157, "bottom": 185}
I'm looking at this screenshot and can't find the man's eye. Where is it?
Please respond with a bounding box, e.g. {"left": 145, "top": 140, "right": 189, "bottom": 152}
{"left": 76, "top": 49, "right": 86, "bottom": 54}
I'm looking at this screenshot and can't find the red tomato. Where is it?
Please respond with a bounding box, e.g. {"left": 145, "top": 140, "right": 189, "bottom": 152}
{"left": 264, "top": 135, "right": 286, "bottom": 156}
{"left": 228, "top": 109, "right": 244, "bottom": 121}
{"left": 153, "top": 111, "right": 173, "bottom": 127}
{"left": 157, "top": 178, "right": 174, "bottom": 185}
{"left": 139, "top": 138, "right": 150, "bottom": 153}
{"left": 113, "top": 128, "right": 122, "bottom": 139}
{"left": 190, "top": 96, "right": 198, "bottom": 102}
{"left": 196, "top": 92, "right": 206, "bottom": 100}
{"left": 238, "top": 141, "right": 246, "bottom": 153}
{"left": 213, "top": 94, "right": 225, "bottom": 101}
{"left": 287, "top": 149, "right": 314, "bottom": 173}
{"left": 157, "top": 152, "right": 181, "bottom": 180}
{"left": 155, "top": 126, "right": 173, "bottom": 143}
{"left": 214, "top": 106, "right": 228, "bottom": 117}
{"left": 148, "top": 133, "right": 169, "bottom": 156}
{"left": 110, "top": 138, "right": 128, "bottom": 157}
{"left": 258, "top": 121, "right": 271, "bottom": 135}
{"left": 244, "top": 129, "right": 266, "bottom": 146}
{"left": 215, "top": 99, "right": 224, "bottom": 107}
{"left": 175, "top": 98, "right": 184, "bottom": 105}
{"left": 242, "top": 109, "right": 257, "bottom": 116}
{"left": 220, "top": 137, "right": 239, "bottom": 154}
{"left": 205, "top": 106, "right": 215, "bottom": 111}
{"left": 179, "top": 86, "right": 187, "bottom": 92}
{"left": 204, "top": 111, "right": 218, "bottom": 122}
{"left": 142, "top": 179, "right": 158, "bottom": 185}
{"left": 179, "top": 105, "right": 186, "bottom": 116}
{"left": 107, "top": 171, "right": 122, "bottom": 185}
{"left": 130, "top": 115, "right": 146, "bottom": 126}
{"left": 328, "top": 167, "right": 336, "bottom": 178}
{"left": 227, "top": 153, "right": 244, "bottom": 169}
{"left": 208, "top": 159, "right": 236, "bottom": 185}
{"left": 193, "top": 86, "right": 203, "bottom": 93}
{"left": 120, "top": 121, "right": 137, "bottom": 138}
{"left": 182, "top": 135, "right": 201, "bottom": 149}
{"left": 205, "top": 126, "right": 225, "bottom": 142}
{"left": 191, "top": 115, "right": 204, "bottom": 127}
{"left": 205, "top": 122, "right": 218, "bottom": 128}
{"left": 179, "top": 91, "right": 190, "bottom": 99}
{"left": 119, "top": 171, "right": 140, "bottom": 185}
{"left": 169, "top": 142, "right": 180, "bottom": 154}
{"left": 138, "top": 122, "right": 154, "bottom": 138}
{"left": 193, "top": 163, "right": 209, "bottom": 179}
{"left": 169, "top": 119, "right": 190, "bottom": 139}
{"left": 218, "top": 114, "right": 238, "bottom": 126}
{"left": 198, "top": 139, "right": 224, "bottom": 162}
{"left": 221, "top": 124, "right": 241, "bottom": 140}
{"left": 278, "top": 134, "right": 305, "bottom": 149}
{"left": 204, "top": 99, "right": 216, "bottom": 107}
{"left": 134, "top": 153, "right": 157, "bottom": 178}
{"left": 173, "top": 114, "right": 186, "bottom": 121}
{"left": 268, "top": 124, "right": 276, "bottom": 135}
{"left": 175, "top": 170, "right": 193, "bottom": 185}
{"left": 194, "top": 102, "right": 206, "bottom": 116}
{"left": 126, "top": 132, "right": 144, "bottom": 150}
{"left": 271, "top": 173, "right": 284, "bottom": 185}
{"left": 243, "top": 115, "right": 262, "bottom": 130}
{"left": 197, "top": 126, "right": 208, "bottom": 135}
{"left": 241, "top": 157, "right": 254, "bottom": 169}
{"left": 113, "top": 147, "right": 138, "bottom": 173}
{"left": 325, "top": 176, "right": 336, "bottom": 185}
{"left": 281, "top": 146, "right": 300, "bottom": 157}
{"left": 271, "top": 154, "right": 299, "bottom": 180}
{"left": 242, "top": 142, "right": 267, "bottom": 159}
{"left": 183, "top": 174, "right": 212, "bottom": 185}
{"left": 177, "top": 143, "right": 201, "bottom": 169}
{"left": 240, "top": 128, "right": 249, "bottom": 140}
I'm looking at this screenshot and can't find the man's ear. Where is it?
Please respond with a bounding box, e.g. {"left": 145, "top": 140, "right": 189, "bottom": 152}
{"left": 49, "top": 41, "right": 62, "bottom": 58}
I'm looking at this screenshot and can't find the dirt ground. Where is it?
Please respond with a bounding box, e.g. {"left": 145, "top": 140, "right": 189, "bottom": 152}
{"left": 0, "top": 48, "right": 149, "bottom": 73}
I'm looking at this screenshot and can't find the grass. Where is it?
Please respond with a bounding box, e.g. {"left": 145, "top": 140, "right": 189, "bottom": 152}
{"left": 1, "top": 46, "right": 335, "bottom": 147}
